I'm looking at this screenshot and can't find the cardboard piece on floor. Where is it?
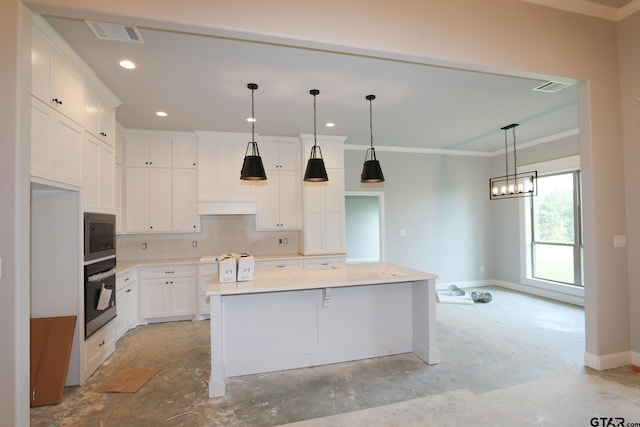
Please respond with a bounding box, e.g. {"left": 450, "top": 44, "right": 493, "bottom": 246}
{"left": 30, "top": 316, "right": 77, "bottom": 407}
{"left": 95, "top": 367, "right": 161, "bottom": 393}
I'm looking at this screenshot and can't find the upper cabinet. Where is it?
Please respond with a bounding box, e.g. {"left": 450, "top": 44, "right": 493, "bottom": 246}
{"left": 32, "top": 29, "right": 84, "bottom": 126}
{"left": 84, "top": 80, "right": 117, "bottom": 147}
{"left": 255, "top": 136, "right": 302, "bottom": 231}
{"left": 124, "top": 134, "right": 172, "bottom": 168}
{"left": 299, "top": 135, "right": 347, "bottom": 255}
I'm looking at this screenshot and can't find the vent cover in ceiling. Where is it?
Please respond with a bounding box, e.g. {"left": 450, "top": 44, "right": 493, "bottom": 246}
{"left": 533, "top": 81, "right": 571, "bottom": 93}
{"left": 86, "top": 20, "right": 144, "bottom": 43}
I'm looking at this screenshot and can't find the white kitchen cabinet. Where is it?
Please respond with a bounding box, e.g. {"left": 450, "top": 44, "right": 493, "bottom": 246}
{"left": 82, "top": 133, "right": 115, "bottom": 213}
{"left": 172, "top": 168, "right": 201, "bottom": 232}
{"left": 84, "top": 80, "right": 116, "bottom": 146}
{"left": 138, "top": 264, "right": 197, "bottom": 321}
{"left": 197, "top": 263, "right": 218, "bottom": 319}
{"left": 299, "top": 135, "right": 346, "bottom": 255}
{"left": 84, "top": 320, "right": 116, "bottom": 381}
{"left": 171, "top": 135, "right": 198, "bottom": 168}
{"left": 256, "top": 259, "right": 304, "bottom": 270}
{"left": 32, "top": 29, "right": 85, "bottom": 126}
{"left": 124, "top": 134, "right": 172, "bottom": 168}
{"left": 125, "top": 167, "right": 173, "bottom": 232}
{"left": 255, "top": 137, "right": 302, "bottom": 231}
{"left": 115, "top": 269, "right": 138, "bottom": 341}
{"left": 196, "top": 131, "right": 257, "bottom": 214}
{"left": 302, "top": 256, "right": 346, "bottom": 269}
{"left": 31, "top": 96, "right": 83, "bottom": 187}
{"left": 115, "top": 163, "right": 123, "bottom": 233}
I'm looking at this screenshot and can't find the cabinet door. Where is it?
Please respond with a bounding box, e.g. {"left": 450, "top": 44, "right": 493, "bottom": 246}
{"left": 172, "top": 169, "right": 200, "bottom": 232}
{"left": 148, "top": 136, "right": 172, "bottom": 168}
{"left": 172, "top": 135, "right": 197, "bottom": 168}
{"left": 324, "top": 168, "right": 346, "bottom": 254}
{"left": 125, "top": 136, "right": 150, "bottom": 167}
{"left": 125, "top": 168, "right": 150, "bottom": 232}
{"left": 50, "top": 53, "right": 84, "bottom": 125}
{"left": 100, "top": 143, "right": 115, "bottom": 211}
{"left": 278, "top": 141, "right": 301, "bottom": 170}
{"left": 279, "top": 170, "right": 301, "bottom": 229}
{"left": 84, "top": 82, "right": 101, "bottom": 139}
{"left": 302, "top": 181, "right": 326, "bottom": 254}
{"left": 31, "top": 98, "right": 53, "bottom": 178}
{"left": 125, "top": 283, "right": 139, "bottom": 330}
{"left": 99, "top": 102, "right": 116, "bottom": 147}
{"left": 148, "top": 168, "right": 173, "bottom": 232}
{"left": 31, "top": 34, "right": 50, "bottom": 105}
{"left": 83, "top": 135, "right": 101, "bottom": 211}
{"left": 139, "top": 279, "right": 170, "bottom": 319}
{"left": 115, "top": 286, "right": 128, "bottom": 340}
{"left": 255, "top": 173, "right": 281, "bottom": 230}
{"left": 170, "top": 277, "right": 196, "bottom": 316}
{"left": 115, "top": 164, "right": 123, "bottom": 233}
{"left": 51, "top": 112, "right": 83, "bottom": 186}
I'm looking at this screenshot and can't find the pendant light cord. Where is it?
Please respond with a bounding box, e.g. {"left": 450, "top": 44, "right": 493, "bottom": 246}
{"left": 512, "top": 126, "right": 517, "bottom": 178}
{"left": 369, "top": 97, "right": 374, "bottom": 150}
{"left": 313, "top": 92, "right": 317, "bottom": 148}
{"left": 504, "top": 127, "right": 509, "bottom": 183}
{"left": 251, "top": 87, "right": 255, "bottom": 143}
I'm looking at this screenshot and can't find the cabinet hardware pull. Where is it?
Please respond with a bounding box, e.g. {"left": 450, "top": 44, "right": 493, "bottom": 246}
{"left": 99, "top": 340, "right": 105, "bottom": 347}
{"left": 126, "top": 289, "right": 132, "bottom": 293}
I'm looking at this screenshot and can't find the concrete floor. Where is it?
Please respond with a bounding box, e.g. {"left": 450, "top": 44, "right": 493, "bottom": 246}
{"left": 31, "top": 287, "right": 640, "bottom": 426}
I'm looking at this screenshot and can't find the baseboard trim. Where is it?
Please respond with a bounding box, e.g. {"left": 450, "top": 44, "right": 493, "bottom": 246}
{"left": 584, "top": 351, "right": 631, "bottom": 370}
{"left": 436, "top": 280, "right": 493, "bottom": 291}
{"left": 492, "top": 280, "right": 584, "bottom": 307}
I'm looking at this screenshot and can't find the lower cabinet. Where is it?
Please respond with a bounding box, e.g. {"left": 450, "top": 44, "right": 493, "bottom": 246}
{"left": 83, "top": 320, "right": 116, "bottom": 382}
{"left": 138, "top": 265, "right": 197, "bottom": 321}
{"left": 115, "top": 269, "right": 138, "bottom": 341}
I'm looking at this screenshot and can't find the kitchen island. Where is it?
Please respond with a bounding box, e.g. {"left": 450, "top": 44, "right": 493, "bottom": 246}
{"left": 206, "top": 263, "right": 439, "bottom": 398}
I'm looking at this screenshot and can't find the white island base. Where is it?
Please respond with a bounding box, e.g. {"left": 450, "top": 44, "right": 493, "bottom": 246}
{"left": 206, "top": 263, "right": 440, "bottom": 398}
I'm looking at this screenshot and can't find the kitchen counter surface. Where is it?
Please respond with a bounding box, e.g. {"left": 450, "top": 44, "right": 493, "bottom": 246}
{"left": 207, "top": 262, "right": 437, "bottom": 296}
{"left": 115, "top": 253, "right": 346, "bottom": 275}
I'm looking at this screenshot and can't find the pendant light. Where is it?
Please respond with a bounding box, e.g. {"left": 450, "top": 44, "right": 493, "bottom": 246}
{"left": 489, "top": 123, "right": 537, "bottom": 200}
{"left": 240, "top": 83, "right": 267, "bottom": 181}
{"left": 361, "top": 94, "right": 385, "bottom": 183}
{"left": 303, "top": 89, "right": 329, "bottom": 182}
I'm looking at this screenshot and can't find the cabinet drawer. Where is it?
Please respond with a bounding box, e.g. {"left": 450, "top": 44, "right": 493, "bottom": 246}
{"left": 303, "top": 257, "right": 346, "bottom": 270}
{"left": 116, "top": 269, "right": 137, "bottom": 291}
{"left": 141, "top": 264, "right": 196, "bottom": 279}
{"left": 257, "top": 260, "right": 303, "bottom": 270}
{"left": 84, "top": 321, "right": 115, "bottom": 374}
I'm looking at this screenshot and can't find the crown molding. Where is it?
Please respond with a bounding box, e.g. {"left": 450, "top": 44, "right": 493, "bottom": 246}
{"left": 520, "top": 0, "right": 637, "bottom": 21}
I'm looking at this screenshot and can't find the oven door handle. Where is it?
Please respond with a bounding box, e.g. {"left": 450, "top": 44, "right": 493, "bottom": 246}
{"left": 87, "top": 268, "right": 116, "bottom": 282}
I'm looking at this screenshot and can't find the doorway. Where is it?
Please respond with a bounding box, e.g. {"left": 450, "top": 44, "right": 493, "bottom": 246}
{"left": 344, "top": 192, "right": 385, "bottom": 263}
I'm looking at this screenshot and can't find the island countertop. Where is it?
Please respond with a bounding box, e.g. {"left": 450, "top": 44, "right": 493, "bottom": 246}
{"left": 206, "top": 262, "right": 438, "bottom": 296}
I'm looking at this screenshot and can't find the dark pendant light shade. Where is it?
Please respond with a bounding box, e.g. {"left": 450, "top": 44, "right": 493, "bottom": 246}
{"left": 304, "top": 89, "right": 328, "bottom": 182}
{"left": 240, "top": 83, "right": 267, "bottom": 181}
{"left": 361, "top": 94, "right": 385, "bottom": 183}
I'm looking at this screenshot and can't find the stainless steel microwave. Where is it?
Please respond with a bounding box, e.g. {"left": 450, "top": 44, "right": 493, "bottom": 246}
{"left": 84, "top": 212, "right": 116, "bottom": 262}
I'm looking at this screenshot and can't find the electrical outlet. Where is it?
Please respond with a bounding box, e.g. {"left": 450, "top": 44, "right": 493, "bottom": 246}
{"left": 283, "top": 238, "right": 288, "bottom": 244}
{"left": 192, "top": 241, "right": 198, "bottom": 248}
{"left": 278, "top": 238, "right": 283, "bottom": 244}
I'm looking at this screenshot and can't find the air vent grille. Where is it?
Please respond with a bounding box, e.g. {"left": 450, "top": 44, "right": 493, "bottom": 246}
{"left": 533, "top": 81, "right": 571, "bottom": 93}
{"left": 86, "top": 20, "right": 144, "bottom": 43}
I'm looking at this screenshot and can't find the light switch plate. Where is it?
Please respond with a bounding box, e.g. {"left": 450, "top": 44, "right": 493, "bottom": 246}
{"left": 614, "top": 235, "right": 627, "bottom": 248}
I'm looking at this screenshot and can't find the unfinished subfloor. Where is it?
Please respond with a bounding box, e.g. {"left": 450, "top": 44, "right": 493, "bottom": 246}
{"left": 31, "top": 287, "right": 640, "bottom": 426}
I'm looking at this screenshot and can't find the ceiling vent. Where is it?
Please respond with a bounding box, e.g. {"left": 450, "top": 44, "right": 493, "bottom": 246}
{"left": 85, "top": 20, "right": 144, "bottom": 43}
{"left": 533, "top": 81, "right": 571, "bottom": 93}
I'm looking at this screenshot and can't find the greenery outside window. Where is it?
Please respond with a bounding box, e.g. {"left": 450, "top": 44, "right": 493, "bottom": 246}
{"left": 530, "top": 171, "right": 583, "bottom": 287}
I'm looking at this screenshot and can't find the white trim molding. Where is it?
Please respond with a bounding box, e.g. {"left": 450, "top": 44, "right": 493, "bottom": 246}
{"left": 493, "top": 279, "right": 584, "bottom": 306}
{"left": 522, "top": 0, "right": 640, "bottom": 22}
{"left": 584, "top": 351, "right": 631, "bottom": 370}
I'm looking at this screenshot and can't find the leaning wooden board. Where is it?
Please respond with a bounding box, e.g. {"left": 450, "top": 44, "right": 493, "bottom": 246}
{"left": 30, "top": 316, "right": 77, "bottom": 406}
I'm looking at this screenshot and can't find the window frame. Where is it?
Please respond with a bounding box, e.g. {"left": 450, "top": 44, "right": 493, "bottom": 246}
{"left": 518, "top": 155, "right": 585, "bottom": 301}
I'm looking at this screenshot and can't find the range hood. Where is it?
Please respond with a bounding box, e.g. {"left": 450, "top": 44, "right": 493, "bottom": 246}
{"left": 197, "top": 199, "right": 256, "bottom": 215}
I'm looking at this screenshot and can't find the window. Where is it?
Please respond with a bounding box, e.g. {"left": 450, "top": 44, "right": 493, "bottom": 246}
{"left": 529, "top": 171, "right": 583, "bottom": 286}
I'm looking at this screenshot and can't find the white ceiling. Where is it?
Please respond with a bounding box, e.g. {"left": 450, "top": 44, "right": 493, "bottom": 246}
{"left": 44, "top": 14, "right": 581, "bottom": 154}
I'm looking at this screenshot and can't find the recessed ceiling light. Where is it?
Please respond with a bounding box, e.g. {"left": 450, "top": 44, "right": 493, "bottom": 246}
{"left": 119, "top": 59, "right": 136, "bottom": 69}
{"left": 325, "top": 122, "right": 335, "bottom": 128}
{"left": 156, "top": 111, "right": 168, "bottom": 117}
